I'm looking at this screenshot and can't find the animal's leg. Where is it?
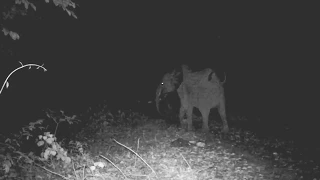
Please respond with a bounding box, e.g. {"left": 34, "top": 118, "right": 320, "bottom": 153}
{"left": 186, "top": 105, "right": 194, "bottom": 131}
{"left": 218, "top": 98, "right": 229, "bottom": 133}
{"left": 199, "top": 107, "right": 210, "bottom": 133}
{"left": 179, "top": 106, "right": 187, "bottom": 129}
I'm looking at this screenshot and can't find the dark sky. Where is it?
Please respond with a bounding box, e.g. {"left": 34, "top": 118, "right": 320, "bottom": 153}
{"left": 0, "top": 2, "right": 318, "bottom": 128}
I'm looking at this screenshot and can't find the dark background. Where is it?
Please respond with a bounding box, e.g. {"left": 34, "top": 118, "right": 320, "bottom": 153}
{"left": 0, "top": 2, "right": 318, "bottom": 137}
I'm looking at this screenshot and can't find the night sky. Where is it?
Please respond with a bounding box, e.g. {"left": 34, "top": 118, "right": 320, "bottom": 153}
{"left": 0, "top": 2, "right": 318, "bottom": 133}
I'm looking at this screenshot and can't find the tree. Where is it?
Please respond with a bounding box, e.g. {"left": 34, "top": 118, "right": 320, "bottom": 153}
{"left": 1, "top": 0, "right": 78, "bottom": 41}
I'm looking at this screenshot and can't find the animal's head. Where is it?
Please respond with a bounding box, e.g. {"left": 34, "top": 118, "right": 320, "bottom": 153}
{"left": 155, "top": 69, "right": 182, "bottom": 114}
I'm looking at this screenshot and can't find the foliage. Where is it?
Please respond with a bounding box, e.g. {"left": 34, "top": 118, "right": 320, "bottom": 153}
{"left": 44, "top": 109, "right": 80, "bottom": 140}
{"left": 0, "top": 102, "right": 154, "bottom": 180}
{"left": 37, "top": 132, "right": 71, "bottom": 164}
{"left": 0, "top": 63, "right": 308, "bottom": 179}
{"left": 0, "top": 109, "right": 82, "bottom": 179}
{"left": 75, "top": 103, "right": 149, "bottom": 141}
{"left": 4, "top": 101, "right": 317, "bottom": 179}
{"left": 1, "top": 0, "right": 78, "bottom": 41}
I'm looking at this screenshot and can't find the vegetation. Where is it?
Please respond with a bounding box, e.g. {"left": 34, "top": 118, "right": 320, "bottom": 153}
{"left": 0, "top": 3, "right": 318, "bottom": 179}
{"left": 0, "top": 63, "right": 318, "bottom": 180}
{"left": 1, "top": 0, "right": 78, "bottom": 41}
{"left": 1, "top": 93, "right": 319, "bottom": 179}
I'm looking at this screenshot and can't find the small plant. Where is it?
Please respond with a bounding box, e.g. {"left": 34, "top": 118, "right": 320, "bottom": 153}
{"left": 37, "top": 132, "right": 71, "bottom": 164}
{"left": 0, "top": 110, "right": 84, "bottom": 179}
{"left": 45, "top": 109, "right": 80, "bottom": 138}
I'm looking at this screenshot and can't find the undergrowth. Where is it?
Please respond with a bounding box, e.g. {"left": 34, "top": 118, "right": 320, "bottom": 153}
{"left": 1, "top": 63, "right": 318, "bottom": 179}
{"left": 1, "top": 105, "right": 319, "bottom": 180}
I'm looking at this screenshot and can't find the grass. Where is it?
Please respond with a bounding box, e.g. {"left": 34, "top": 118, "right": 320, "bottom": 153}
{"left": 1, "top": 106, "right": 319, "bottom": 180}
{"left": 84, "top": 117, "right": 301, "bottom": 180}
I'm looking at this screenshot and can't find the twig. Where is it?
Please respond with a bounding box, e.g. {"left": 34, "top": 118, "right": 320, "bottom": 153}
{"left": 180, "top": 153, "right": 191, "bottom": 169}
{"left": 0, "top": 61, "right": 47, "bottom": 95}
{"left": 99, "top": 155, "right": 128, "bottom": 179}
{"left": 134, "top": 138, "right": 140, "bottom": 166}
{"left": 112, "top": 138, "right": 157, "bottom": 177}
{"left": 37, "top": 164, "right": 70, "bottom": 180}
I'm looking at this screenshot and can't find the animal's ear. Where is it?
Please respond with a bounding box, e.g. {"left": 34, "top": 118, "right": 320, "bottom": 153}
{"left": 208, "top": 72, "right": 214, "bottom": 81}
{"left": 173, "top": 71, "right": 183, "bottom": 88}
{"left": 171, "top": 69, "right": 182, "bottom": 78}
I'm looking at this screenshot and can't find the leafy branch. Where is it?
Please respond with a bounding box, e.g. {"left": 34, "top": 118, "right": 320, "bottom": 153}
{"left": 0, "top": 61, "right": 47, "bottom": 95}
